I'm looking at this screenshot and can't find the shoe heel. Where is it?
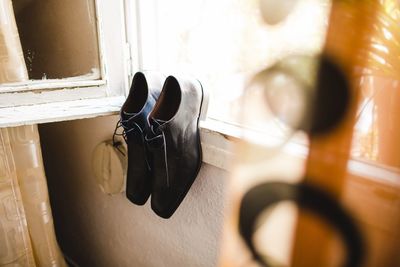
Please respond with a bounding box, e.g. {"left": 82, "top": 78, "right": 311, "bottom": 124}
{"left": 197, "top": 79, "right": 209, "bottom": 122}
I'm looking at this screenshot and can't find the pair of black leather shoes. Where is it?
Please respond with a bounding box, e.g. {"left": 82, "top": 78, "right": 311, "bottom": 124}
{"left": 114, "top": 72, "right": 206, "bottom": 218}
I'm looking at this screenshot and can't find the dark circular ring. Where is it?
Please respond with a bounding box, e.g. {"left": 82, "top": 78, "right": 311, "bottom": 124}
{"left": 239, "top": 181, "right": 364, "bottom": 267}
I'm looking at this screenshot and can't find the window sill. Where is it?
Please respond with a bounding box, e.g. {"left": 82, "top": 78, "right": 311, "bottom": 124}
{"left": 0, "top": 97, "right": 309, "bottom": 172}
{"left": 0, "top": 96, "right": 125, "bottom": 128}
{"left": 200, "top": 118, "right": 400, "bottom": 186}
{"left": 199, "top": 119, "right": 309, "bottom": 171}
{"left": 199, "top": 119, "right": 238, "bottom": 171}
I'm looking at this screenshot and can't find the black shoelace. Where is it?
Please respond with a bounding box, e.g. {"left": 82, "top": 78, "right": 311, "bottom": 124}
{"left": 112, "top": 116, "right": 151, "bottom": 171}
{"left": 145, "top": 118, "right": 170, "bottom": 187}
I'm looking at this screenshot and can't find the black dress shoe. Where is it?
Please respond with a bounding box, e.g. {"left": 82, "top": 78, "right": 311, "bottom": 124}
{"left": 114, "top": 72, "right": 163, "bottom": 205}
{"left": 146, "top": 75, "right": 207, "bottom": 218}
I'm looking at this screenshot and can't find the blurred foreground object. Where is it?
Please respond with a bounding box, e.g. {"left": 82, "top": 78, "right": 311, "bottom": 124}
{"left": 259, "top": 0, "right": 299, "bottom": 25}
{"left": 218, "top": 0, "right": 400, "bottom": 266}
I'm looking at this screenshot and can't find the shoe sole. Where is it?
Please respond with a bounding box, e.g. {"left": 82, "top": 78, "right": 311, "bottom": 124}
{"left": 153, "top": 79, "right": 208, "bottom": 219}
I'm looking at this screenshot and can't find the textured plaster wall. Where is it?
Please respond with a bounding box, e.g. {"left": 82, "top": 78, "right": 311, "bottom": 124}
{"left": 39, "top": 115, "right": 229, "bottom": 267}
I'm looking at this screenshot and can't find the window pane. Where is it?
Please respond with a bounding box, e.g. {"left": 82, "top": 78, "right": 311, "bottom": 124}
{"left": 144, "top": 0, "right": 330, "bottom": 127}
{"left": 12, "top": 0, "right": 100, "bottom": 80}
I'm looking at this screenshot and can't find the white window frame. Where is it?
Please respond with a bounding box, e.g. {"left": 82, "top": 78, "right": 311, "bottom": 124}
{"left": 0, "top": 0, "right": 130, "bottom": 127}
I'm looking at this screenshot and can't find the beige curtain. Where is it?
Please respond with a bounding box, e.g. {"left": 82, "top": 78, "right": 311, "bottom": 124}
{"left": 0, "top": 0, "right": 27, "bottom": 83}
{"left": 0, "top": 0, "right": 67, "bottom": 266}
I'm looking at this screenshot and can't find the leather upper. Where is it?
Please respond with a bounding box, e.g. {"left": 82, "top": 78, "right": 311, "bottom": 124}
{"left": 146, "top": 76, "right": 204, "bottom": 218}
{"left": 121, "top": 72, "right": 163, "bottom": 205}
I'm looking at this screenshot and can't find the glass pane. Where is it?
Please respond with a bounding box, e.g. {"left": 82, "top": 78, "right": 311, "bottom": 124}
{"left": 12, "top": 0, "right": 100, "bottom": 81}
{"left": 149, "top": 0, "right": 330, "bottom": 126}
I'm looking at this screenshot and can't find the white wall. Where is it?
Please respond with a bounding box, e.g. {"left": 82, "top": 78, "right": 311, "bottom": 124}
{"left": 39, "top": 115, "right": 229, "bottom": 267}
